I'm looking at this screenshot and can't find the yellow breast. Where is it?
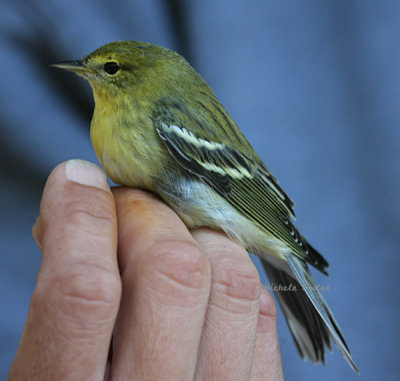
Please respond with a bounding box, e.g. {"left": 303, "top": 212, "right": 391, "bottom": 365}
{"left": 89, "top": 86, "right": 164, "bottom": 191}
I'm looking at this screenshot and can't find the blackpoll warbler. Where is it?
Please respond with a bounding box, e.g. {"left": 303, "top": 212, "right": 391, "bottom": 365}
{"left": 53, "top": 41, "right": 358, "bottom": 373}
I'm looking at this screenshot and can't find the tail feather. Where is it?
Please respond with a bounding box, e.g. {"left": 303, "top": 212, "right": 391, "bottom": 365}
{"left": 261, "top": 256, "right": 359, "bottom": 373}
{"left": 262, "top": 262, "right": 330, "bottom": 363}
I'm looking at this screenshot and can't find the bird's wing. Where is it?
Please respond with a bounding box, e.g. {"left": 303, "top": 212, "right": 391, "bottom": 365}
{"left": 154, "top": 99, "right": 328, "bottom": 272}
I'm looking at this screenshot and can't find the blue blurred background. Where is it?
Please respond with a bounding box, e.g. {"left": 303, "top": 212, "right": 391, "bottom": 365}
{"left": 1, "top": 1, "right": 399, "bottom": 379}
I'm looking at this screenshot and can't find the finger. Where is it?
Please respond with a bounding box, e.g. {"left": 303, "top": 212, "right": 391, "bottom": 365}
{"left": 8, "top": 160, "right": 121, "bottom": 381}
{"left": 250, "top": 287, "right": 283, "bottom": 381}
{"left": 192, "top": 229, "right": 261, "bottom": 381}
{"left": 32, "top": 216, "right": 41, "bottom": 249}
{"left": 111, "top": 188, "right": 211, "bottom": 381}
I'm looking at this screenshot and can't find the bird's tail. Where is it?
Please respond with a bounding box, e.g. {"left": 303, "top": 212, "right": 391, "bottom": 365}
{"left": 261, "top": 255, "right": 359, "bottom": 373}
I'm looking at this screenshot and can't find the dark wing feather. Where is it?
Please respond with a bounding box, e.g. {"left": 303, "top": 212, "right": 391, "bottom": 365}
{"left": 153, "top": 99, "right": 328, "bottom": 273}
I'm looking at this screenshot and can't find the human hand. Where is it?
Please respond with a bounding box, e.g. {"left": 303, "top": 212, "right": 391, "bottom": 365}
{"left": 7, "top": 160, "right": 283, "bottom": 381}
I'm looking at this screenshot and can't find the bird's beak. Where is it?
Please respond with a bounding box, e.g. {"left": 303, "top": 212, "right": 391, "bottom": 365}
{"left": 51, "top": 60, "right": 90, "bottom": 74}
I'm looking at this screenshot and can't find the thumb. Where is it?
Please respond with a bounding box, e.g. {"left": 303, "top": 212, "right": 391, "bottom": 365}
{"left": 8, "top": 160, "right": 121, "bottom": 381}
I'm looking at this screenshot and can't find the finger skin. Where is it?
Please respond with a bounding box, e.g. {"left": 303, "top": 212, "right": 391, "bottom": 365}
{"left": 250, "top": 287, "right": 283, "bottom": 381}
{"left": 111, "top": 188, "right": 211, "bottom": 381}
{"left": 8, "top": 160, "right": 121, "bottom": 381}
{"left": 192, "top": 229, "right": 261, "bottom": 381}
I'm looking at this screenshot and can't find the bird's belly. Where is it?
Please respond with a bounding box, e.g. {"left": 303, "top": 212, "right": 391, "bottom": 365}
{"left": 100, "top": 141, "right": 153, "bottom": 189}
{"left": 158, "top": 177, "right": 289, "bottom": 264}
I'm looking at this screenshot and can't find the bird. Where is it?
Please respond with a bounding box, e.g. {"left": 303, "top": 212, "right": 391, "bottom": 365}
{"left": 52, "top": 40, "right": 358, "bottom": 373}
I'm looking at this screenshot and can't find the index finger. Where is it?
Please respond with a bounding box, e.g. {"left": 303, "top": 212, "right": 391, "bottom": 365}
{"left": 110, "top": 188, "right": 211, "bottom": 381}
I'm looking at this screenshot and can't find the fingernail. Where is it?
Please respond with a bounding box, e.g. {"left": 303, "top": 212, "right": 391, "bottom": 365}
{"left": 32, "top": 217, "right": 42, "bottom": 249}
{"left": 65, "top": 160, "right": 109, "bottom": 190}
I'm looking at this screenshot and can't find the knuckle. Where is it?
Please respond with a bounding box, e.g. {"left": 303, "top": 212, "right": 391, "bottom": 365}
{"left": 211, "top": 256, "right": 261, "bottom": 315}
{"left": 59, "top": 263, "right": 120, "bottom": 306}
{"left": 257, "top": 289, "right": 278, "bottom": 334}
{"left": 151, "top": 240, "right": 211, "bottom": 304}
{"left": 35, "top": 263, "right": 121, "bottom": 325}
{"left": 259, "top": 288, "right": 277, "bottom": 319}
{"left": 62, "top": 191, "right": 115, "bottom": 232}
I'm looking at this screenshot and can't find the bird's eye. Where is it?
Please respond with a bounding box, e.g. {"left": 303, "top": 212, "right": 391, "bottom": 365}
{"left": 104, "top": 61, "right": 120, "bottom": 75}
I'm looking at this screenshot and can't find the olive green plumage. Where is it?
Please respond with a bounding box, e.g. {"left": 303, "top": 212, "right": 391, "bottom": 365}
{"left": 52, "top": 41, "right": 358, "bottom": 373}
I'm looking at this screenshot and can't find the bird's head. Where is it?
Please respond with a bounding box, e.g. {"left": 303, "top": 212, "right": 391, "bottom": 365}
{"left": 52, "top": 41, "right": 193, "bottom": 102}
